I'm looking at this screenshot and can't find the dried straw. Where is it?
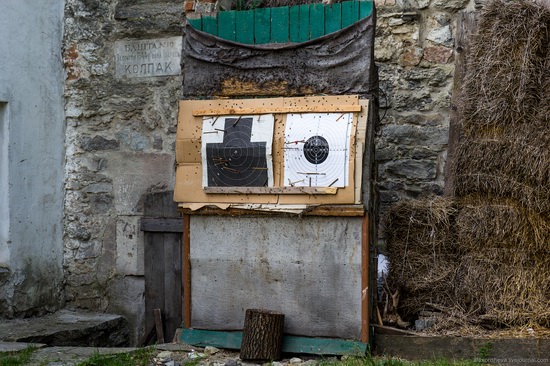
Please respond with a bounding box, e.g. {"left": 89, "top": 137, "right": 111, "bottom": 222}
{"left": 456, "top": 249, "right": 550, "bottom": 327}
{"left": 382, "top": 197, "right": 459, "bottom": 318}
{"left": 460, "top": 0, "right": 550, "bottom": 135}
{"left": 456, "top": 196, "right": 550, "bottom": 253}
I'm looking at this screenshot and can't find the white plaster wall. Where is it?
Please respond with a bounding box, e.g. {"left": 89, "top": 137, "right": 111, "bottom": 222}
{"left": 0, "top": 103, "right": 9, "bottom": 267}
{"left": 0, "top": 0, "right": 66, "bottom": 316}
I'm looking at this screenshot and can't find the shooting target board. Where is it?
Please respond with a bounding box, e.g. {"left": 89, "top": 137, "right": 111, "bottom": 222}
{"left": 284, "top": 113, "right": 352, "bottom": 188}
{"left": 201, "top": 115, "right": 275, "bottom": 188}
{"left": 174, "top": 96, "right": 370, "bottom": 211}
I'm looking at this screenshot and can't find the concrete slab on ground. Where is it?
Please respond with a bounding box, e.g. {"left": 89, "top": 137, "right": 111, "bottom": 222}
{"left": 27, "top": 346, "right": 137, "bottom": 366}
{"left": 0, "top": 341, "right": 46, "bottom": 352}
{"left": 0, "top": 310, "right": 129, "bottom": 346}
{"left": 375, "top": 335, "right": 550, "bottom": 365}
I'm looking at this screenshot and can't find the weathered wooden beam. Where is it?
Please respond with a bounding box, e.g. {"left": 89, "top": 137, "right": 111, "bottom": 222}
{"left": 192, "top": 105, "right": 361, "bottom": 116}
{"left": 154, "top": 308, "right": 165, "bottom": 344}
{"left": 445, "top": 11, "right": 479, "bottom": 195}
{"left": 180, "top": 328, "right": 367, "bottom": 355}
{"left": 177, "top": 204, "right": 365, "bottom": 217}
{"left": 203, "top": 187, "right": 338, "bottom": 195}
{"left": 140, "top": 218, "right": 184, "bottom": 233}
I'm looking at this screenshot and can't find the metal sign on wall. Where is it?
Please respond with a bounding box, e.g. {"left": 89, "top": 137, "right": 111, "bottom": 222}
{"left": 114, "top": 36, "right": 182, "bottom": 78}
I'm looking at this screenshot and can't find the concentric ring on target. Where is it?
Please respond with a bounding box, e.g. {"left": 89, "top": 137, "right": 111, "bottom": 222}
{"left": 303, "top": 135, "right": 330, "bottom": 165}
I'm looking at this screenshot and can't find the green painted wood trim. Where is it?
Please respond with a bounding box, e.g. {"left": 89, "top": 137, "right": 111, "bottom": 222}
{"left": 180, "top": 329, "right": 367, "bottom": 355}
{"left": 325, "top": 3, "right": 342, "bottom": 35}
{"left": 254, "top": 8, "right": 271, "bottom": 44}
{"left": 202, "top": 16, "right": 218, "bottom": 36}
{"left": 188, "top": 1, "right": 373, "bottom": 45}
{"left": 309, "top": 3, "right": 325, "bottom": 39}
{"left": 342, "top": 1, "right": 360, "bottom": 28}
{"left": 271, "top": 6, "right": 290, "bottom": 43}
{"left": 188, "top": 17, "right": 202, "bottom": 30}
{"left": 359, "top": 0, "right": 373, "bottom": 19}
{"left": 297, "top": 4, "right": 310, "bottom": 43}
{"left": 236, "top": 10, "right": 255, "bottom": 44}
{"left": 218, "top": 11, "right": 236, "bottom": 41}
{"left": 289, "top": 6, "right": 300, "bottom": 43}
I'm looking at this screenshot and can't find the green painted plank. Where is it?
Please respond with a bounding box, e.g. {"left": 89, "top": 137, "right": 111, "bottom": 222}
{"left": 271, "top": 6, "right": 290, "bottom": 43}
{"left": 342, "top": 1, "right": 360, "bottom": 28}
{"left": 254, "top": 8, "right": 271, "bottom": 44}
{"left": 218, "top": 11, "right": 236, "bottom": 41}
{"left": 297, "top": 4, "right": 310, "bottom": 43}
{"left": 180, "top": 329, "right": 367, "bottom": 355}
{"left": 236, "top": 10, "right": 255, "bottom": 44}
{"left": 289, "top": 6, "right": 300, "bottom": 43}
{"left": 359, "top": 0, "right": 374, "bottom": 19}
{"left": 202, "top": 16, "right": 218, "bottom": 36}
{"left": 310, "top": 3, "right": 325, "bottom": 39}
{"left": 188, "top": 16, "right": 202, "bottom": 30}
{"left": 325, "top": 3, "right": 342, "bottom": 35}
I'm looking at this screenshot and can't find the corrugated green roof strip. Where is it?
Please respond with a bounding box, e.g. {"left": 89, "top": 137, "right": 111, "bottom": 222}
{"left": 187, "top": 0, "right": 373, "bottom": 45}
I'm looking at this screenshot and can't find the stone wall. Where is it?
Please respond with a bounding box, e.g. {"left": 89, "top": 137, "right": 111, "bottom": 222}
{"left": 61, "top": 0, "right": 481, "bottom": 343}
{"left": 63, "top": 0, "right": 184, "bottom": 343}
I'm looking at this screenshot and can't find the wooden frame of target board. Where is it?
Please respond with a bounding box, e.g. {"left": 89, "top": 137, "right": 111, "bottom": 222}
{"left": 174, "top": 95, "right": 370, "bottom": 215}
{"left": 174, "top": 96, "right": 375, "bottom": 350}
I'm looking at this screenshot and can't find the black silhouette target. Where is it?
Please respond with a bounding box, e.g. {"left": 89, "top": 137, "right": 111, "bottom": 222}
{"left": 205, "top": 117, "right": 268, "bottom": 187}
{"left": 303, "top": 136, "right": 329, "bottom": 164}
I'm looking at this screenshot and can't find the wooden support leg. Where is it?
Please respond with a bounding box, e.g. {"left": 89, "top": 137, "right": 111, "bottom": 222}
{"left": 154, "top": 308, "right": 165, "bottom": 344}
{"left": 240, "top": 309, "right": 285, "bottom": 361}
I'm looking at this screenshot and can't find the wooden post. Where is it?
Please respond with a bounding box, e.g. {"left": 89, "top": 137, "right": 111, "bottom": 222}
{"left": 445, "top": 11, "right": 479, "bottom": 195}
{"left": 183, "top": 214, "right": 191, "bottom": 328}
{"left": 361, "top": 214, "right": 370, "bottom": 344}
{"left": 240, "top": 309, "right": 285, "bottom": 361}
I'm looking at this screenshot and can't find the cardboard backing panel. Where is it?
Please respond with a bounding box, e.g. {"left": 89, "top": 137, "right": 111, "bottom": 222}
{"left": 174, "top": 96, "right": 369, "bottom": 208}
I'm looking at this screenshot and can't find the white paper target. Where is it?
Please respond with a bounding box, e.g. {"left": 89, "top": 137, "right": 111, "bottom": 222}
{"left": 284, "top": 113, "right": 352, "bottom": 188}
{"left": 202, "top": 114, "right": 274, "bottom": 188}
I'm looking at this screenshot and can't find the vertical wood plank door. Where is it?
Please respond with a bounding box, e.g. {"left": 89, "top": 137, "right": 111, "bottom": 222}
{"left": 143, "top": 191, "right": 183, "bottom": 343}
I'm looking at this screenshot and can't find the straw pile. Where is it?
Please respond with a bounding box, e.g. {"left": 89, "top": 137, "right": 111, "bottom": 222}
{"left": 383, "top": 197, "right": 459, "bottom": 318}
{"left": 383, "top": 0, "right": 550, "bottom": 331}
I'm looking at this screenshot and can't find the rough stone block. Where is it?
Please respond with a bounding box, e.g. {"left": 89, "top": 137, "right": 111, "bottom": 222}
{"left": 116, "top": 215, "right": 144, "bottom": 276}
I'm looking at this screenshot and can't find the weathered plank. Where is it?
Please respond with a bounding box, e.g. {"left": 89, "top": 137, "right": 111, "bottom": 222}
{"left": 297, "top": 4, "right": 310, "bottom": 43}
{"left": 203, "top": 187, "right": 338, "bottom": 195}
{"left": 202, "top": 16, "right": 218, "bottom": 36}
{"left": 289, "top": 6, "right": 300, "bottom": 43}
{"left": 254, "top": 8, "right": 271, "bottom": 44}
{"left": 271, "top": 6, "right": 290, "bottom": 43}
{"left": 445, "top": 11, "right": 479, "bottom": 195}
{"left": 310, "top": 3, "right": 325, "bottom": 39}
{"left": 180, "top": 329, "right": 367, "bottom": 355}
{"left": 218, "top": 11, "right": 236, "bottom": 41}
{"left": 143, "top": 191, "right": 183, "bottom": 343}
{"left": 236, "top": 10, "right": 254, "bottom": 44}
{"left": 325, "top": 3, "right": 342, "bottom": 35}
{"left": 140, "top": 218, "right": 183, "bottom": 233}
{"left": 192, "top": 104, "right": 362, "bottom": 116}
{"left": 178, "top": 204, "right": 366, "bottom": 217}
{"left": 342, "top": 1, "right": 360, "bottom": 28}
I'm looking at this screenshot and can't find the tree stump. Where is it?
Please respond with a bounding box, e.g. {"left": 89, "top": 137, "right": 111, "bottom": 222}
{"left": 240, "top": 309, "right": 285, "bottom": 361}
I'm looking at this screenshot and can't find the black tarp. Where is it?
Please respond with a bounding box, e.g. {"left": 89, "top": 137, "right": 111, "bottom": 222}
{"left": 181, "top": 9, "right": 378, "bottom": 98}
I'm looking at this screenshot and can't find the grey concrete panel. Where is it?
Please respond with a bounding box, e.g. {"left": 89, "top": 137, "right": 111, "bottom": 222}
{"left": 190, "top": 216, "right": 362, "bottom": 340}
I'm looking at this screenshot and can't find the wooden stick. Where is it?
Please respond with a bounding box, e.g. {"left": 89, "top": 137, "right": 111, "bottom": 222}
{"left": 183, "top": 215, "right": 191, "bottom": 329}
{"left": 154, "top": 308, "right": 165, "bottom": 344}
{"left": 192, "top": 105, "right": 362, "bottom": 116}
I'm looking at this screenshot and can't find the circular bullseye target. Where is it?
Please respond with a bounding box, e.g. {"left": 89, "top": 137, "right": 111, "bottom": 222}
{"left": 303, "top": 135, "right": 330, "bottom": 165}
{"left": 283, "top": 113, "right": 352, "bottom": 188}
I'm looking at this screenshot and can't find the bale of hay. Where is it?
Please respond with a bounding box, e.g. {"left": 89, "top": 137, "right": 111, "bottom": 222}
{"left": 451, "top": 131, "right": 550, "bottom": 214}
{"left": 456, "top": 196, "right": 550, "bottom": 253}
{"left": 456, "top": 249, "right": 550, "bottom": 327}
{"left": 382, "top": 197, "right": 459, "bottom": 318}
{"left": 460, "top": 0, "right": 550, "bottom": 135}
